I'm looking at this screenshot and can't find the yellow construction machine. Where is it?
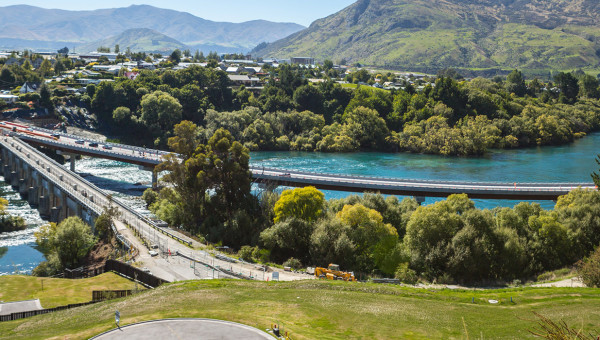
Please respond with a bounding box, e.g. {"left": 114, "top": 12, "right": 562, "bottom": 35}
{"left": 314, "top": 264, "right": 356, "bottom": 282}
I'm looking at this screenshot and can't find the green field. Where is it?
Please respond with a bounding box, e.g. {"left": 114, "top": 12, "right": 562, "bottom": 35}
{"left": 0, "top": 279, "right": 598, "bottom": 339}
{"left": 0, "top": 273, "right": 143, "bottom": 308}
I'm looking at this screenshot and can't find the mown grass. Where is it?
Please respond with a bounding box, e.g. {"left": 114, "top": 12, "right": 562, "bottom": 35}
{"left": 0, "top": 279, "right": 598, "bottom": 339}
{"left": 0, "top": 273, "right": 143, "bottom": 308}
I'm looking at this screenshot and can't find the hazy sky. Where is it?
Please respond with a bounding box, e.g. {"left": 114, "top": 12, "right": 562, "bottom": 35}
{"left": 2, "top": 1, "right": 357, "bottom": 26}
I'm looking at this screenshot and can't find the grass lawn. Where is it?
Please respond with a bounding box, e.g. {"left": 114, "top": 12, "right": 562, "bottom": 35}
{"left": 0, "top": 280, "right": 598, "bottom": 339}
{"left": 0, "top": 273, "right": 143, "bottom": 308}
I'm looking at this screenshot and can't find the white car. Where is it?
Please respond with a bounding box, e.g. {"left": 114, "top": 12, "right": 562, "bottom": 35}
{"left": 149, "top": 250, "right": 159, "bottom": 257}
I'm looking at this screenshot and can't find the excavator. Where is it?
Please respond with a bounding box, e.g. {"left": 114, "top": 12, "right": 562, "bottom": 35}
{"left": 314, "top": 264, "right": 356, "bottom": 282}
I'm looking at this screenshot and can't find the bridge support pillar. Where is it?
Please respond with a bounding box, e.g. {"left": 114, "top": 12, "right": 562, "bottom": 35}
{"left": 3, "top": 165, "right": 10, "bottom": 180}
{"left": 38, "top": 196, "right": 50, "bottom": 218}
{"left": 69, "top": 155, "right": 75, "bottom": 172}
{"left": 28, "top": 186, "right": 38, "bottom": 206}
{"left": 152, "top": 171, "right": 158, "bottom": 189}
{"left": 18, "top": 178, "right": 28, "bottom": 197}
{"left": 50, "top": 206, "right": 60, "bottom": 223}
{"left": 10, "top": 171, "right": 18, "bottom": 187}
{"left": 414, "top": 196, "right": 426, "bottom": 205}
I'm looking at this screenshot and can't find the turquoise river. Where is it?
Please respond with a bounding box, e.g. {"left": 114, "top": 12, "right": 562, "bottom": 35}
{"left": 1, "top": 133, "right": 598, "bottom": 274}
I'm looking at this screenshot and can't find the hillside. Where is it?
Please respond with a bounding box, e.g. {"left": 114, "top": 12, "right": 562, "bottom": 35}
{"left": 76, "top": 28, "right": 188, "bottom": 54}
{"left": 252, "top": 0, "right": 600, "bottom": 74}
{"left": 0, "top": 280, "right": 598, "bottom": 339}
{"left": 0, "top": 5, "right": 305, "bottom": 53}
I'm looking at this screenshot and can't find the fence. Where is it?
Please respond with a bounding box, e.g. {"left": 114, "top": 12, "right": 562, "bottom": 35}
{"left": 92, "top": 290, "right": 134, "bottom": 301}
{"left": 0, "top": 301, "right": 96, "bottom": 322}
{"left": 104, "top": 259, "right": 167, "bottom": 288}
{"left": 63, "top": 265, "right": 105, "bottom": 279}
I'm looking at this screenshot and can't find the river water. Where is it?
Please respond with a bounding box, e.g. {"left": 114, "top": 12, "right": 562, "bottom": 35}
{"left": 1, "top": 133, "right": 598, "bottom": 275}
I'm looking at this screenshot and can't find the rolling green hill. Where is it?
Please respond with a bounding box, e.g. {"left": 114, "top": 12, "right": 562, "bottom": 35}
{"left": 0, "top": 280, "right": 598, "bottom": 339}
{"left": 252, "top": 0, "right": 600, "bottom": 74}
{"left": 76, "top": 28, "right": 187, "bottom": 54}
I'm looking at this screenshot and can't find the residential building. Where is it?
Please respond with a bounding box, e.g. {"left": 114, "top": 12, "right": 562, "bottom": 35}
{"left": 228, "top": 75, "right": 260, "bottom": 86}
{"left": 0, "top": 94, "right": 19, "bottom": 104}
{"left": 291, "top": 57, "right": 315, "bottom": 65}
{"left": 20, "top": 82, "right": 40, "bottom": 93}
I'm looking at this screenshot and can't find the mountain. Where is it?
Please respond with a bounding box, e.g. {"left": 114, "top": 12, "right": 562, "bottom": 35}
{"left": 252, "top": 0, "right": 600, "bottom": 74}
{"left": 0, "top": 5, "right": 305, "bottom": 53}
{"left": 76, "top": 28, "right": 188, "bottom": 54}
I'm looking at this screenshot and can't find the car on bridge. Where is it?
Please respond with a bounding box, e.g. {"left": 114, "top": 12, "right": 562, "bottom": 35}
{"left": 89, "top": 142, "right": 98, "bottom": 147}
{"left": 102, "top": 145, "right": 112, "bottom": 150}
{"left": 51, "top": 133, "right": 60, "bottom": 138}
{"left": 75, "top": 140, "right": 84, "bottom": 145}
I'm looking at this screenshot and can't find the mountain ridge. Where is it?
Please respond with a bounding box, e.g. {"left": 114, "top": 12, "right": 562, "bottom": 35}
{"left": 0, "top": 5, "right": 305, "bottom": 53}
{"left": 253, "top": 0, "right": 600, "bottom": 73}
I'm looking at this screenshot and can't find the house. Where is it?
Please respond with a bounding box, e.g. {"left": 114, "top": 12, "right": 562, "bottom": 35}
{"left": 4, "top": 58, "right": 20, "bottom": 66}
{"left": 20, "top": 82, "right": 40, "bottom": 93}
{"left": 92, "top": 65, "right": 122, "bottom": 74}
{"left": 0, "top": 94, "right": 19, "bottom": 104}
{"left": 124, "top": 72, "right": 139, "bottom": 80}
{"left": 291, "top": 57, "right": 315, "bottom": 65}
{"left": 226, "top": 66, "right": 243, "bottom": 74}
{"left": 228, "top": 75, "right": 260, "bottom": 86}
{"left": 243, "top": 67, "right": 262, "bottom": 75}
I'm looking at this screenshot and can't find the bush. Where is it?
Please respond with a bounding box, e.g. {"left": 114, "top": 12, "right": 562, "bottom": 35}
{"left": 283, "top": 257, "right": 302, "bottom": 270}
{"left": 578, "top": 246, "right": 600, "bottom": 287}
{"left": 252, "top": 247, "right": 270, "bottom": 263}
{"left": 395, "top": 263, "right": 418, "bottom": 284}
{"left": 238, "top": 245, "right": 254, "bottom": 262}
{"left": 142, "top": 188, "right": 158, "bottom": 207}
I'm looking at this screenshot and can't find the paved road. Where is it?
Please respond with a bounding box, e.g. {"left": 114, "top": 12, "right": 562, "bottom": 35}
{"left": 91, "top": 319, "right": 274, "bottom": 339}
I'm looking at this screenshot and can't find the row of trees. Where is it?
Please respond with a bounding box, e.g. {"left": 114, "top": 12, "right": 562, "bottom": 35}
{"left": 88, "top": 64, "right": 600, "bottom": 155}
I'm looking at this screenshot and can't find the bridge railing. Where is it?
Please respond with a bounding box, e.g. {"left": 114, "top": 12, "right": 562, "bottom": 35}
{"left": 21, "top": 125, "right": 171, "bottom": 156}
{"left": 252, "top": 170, "right": 592, "bottom": 193}
{"left": 250, "top": 165, "right": 593, "bottom": 188}
{"left": 16, "top": 134, "right": 162, "bottom": 165}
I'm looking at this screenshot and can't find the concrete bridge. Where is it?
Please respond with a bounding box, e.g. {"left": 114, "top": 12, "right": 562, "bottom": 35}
{"left": 250, "top": 167, "right": 596, "bottom": 201}
{"left": 0, "top": 121, "right": 595, "bottom": 201}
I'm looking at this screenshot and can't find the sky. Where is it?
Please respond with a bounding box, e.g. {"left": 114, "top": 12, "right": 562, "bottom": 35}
{"left": 1, "top": 0, "right": 357, "bottom": 26}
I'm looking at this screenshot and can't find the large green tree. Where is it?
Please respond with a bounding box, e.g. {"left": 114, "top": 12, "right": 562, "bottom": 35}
{"left": 273, "top": 186, "right": 325, "bottom": 223}
{"left": 140, "top": 90, "right": 183, "bottom": 132}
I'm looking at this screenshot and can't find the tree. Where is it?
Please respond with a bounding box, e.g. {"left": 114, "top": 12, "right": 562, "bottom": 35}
{"left": 39, "top": 83, "right": 53, "bottom": 112}
{"left": 114, "top": 44, "right": 120, "bottom": 54}
{"left": 170, "top": 49, "right": 182, "bottom": 64}
{"left": 112, "top": 106, "right": 131, "bottom": 123}
{"left": 273, "top": 186, "right": 325, "bottom": 223}
{"left": 554, "top": 72, "right": 579, "bottom": 103}
{"left": 54, "top": 217, "right": 95, "bottom": 269}
{"left": 342, "top": 106, "right": 390, "bottom": 149}
{"left": 293, "top": 85, "right": 324, "bottom": 114}
{"left": 323, "top": 59, "right": 334, "bottom": 70}
{"left": 140, "top": 90, "right": 183, "bottom": 132}
{"left": 506, "top": 70, "right": 526, "bottom": 96}
{"left": 580, "top": 74, "right": 600, "bottom": 99}
{"left": 57, "top": 47, "right": 69, "bottom": 55}
{"left": 34, "top": 217, "right": 95, "bottom": 272}
{"left": 578, "top": 245, "right": 600, "bottom": 287}
{"left": 21, "top": 59, "right": 32, "bottom": 71}
{"left": 38, "top": 59, "right": 52, "bottom": 77}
